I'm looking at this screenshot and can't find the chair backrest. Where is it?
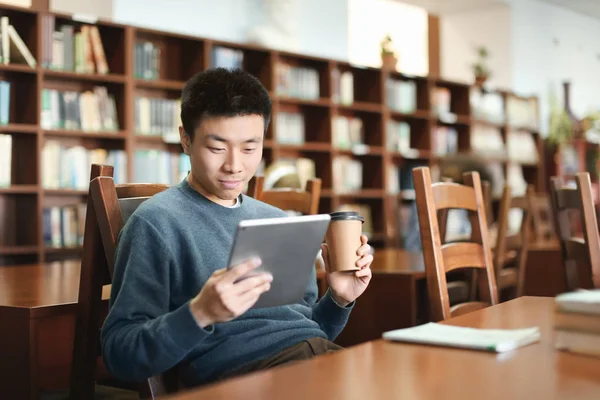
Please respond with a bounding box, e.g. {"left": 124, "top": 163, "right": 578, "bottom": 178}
{"left": 412, "top": 166, "right": 498, "bottom": 322}
{"left": 529, "top": 192, "right": 557, "bottom": 244}
{"left": 438, "top": 179, "right": 493, "bottom": 244}
{"left": 549, "top": 173, "right": 600, "bottom": 290}
{"left": 247, "top": 175, "right": 322, "bottom": 215}
{"left": 70, "top": 164, "right": 173, "bottom": 400}
{"left": 493, "top": 185, "right": 534, "bottom": 297}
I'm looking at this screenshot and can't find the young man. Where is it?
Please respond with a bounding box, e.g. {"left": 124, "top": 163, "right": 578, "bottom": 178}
{"left": 101, "top": 68, "right": 373, "bottom": 388}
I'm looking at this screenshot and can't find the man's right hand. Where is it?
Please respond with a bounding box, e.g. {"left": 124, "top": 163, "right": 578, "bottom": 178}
{"left": 189, "top": 258, "right": 272, "bottom": 328}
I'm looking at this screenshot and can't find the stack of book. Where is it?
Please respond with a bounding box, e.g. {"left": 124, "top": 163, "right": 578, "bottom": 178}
{"left": 554, "top": 290, "right": 600, "bottom": 358}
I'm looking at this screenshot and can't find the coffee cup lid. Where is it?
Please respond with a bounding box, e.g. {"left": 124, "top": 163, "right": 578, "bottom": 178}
{"left": 330, "top": 211, "right": 364, "bottom": 223}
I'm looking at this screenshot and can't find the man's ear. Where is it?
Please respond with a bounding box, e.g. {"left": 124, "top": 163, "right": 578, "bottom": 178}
{"left": 179, "top": 126, "right": 191, "bottom": 155}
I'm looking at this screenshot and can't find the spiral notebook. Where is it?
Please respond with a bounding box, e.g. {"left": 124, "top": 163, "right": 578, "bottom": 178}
{"left": 382, "top": 322, "right": 541, "bottom": 353}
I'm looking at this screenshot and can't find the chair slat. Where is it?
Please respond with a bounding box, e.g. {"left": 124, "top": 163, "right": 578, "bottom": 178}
{"left": 441, "top": 242, "right": 486, "bottom": 273}
{"left": 116, "top": 183, "right": 170, "bottom": 199}
{"left": 432, "top": 183, "right": 477, "bottom": 211}
{"left": 449, "top": 301, "right": 489, "bottom": 318}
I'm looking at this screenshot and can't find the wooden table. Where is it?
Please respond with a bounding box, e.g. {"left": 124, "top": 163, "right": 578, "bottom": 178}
{"left": 0, "top": 261, "right": 110, "bottom": 399}
{"left": 0, "top": 253, "right": 426, "bottom": 398}
{"left": 163, "top": 296, "right": 600, "bottom": 400}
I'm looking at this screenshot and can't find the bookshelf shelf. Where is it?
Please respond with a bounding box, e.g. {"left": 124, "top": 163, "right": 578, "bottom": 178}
{"left": 336, "top": 189, "right": 386, "bottom": 198}
{"left": 338, "top": 102, "right": 383, "bottom": 114}
{"left": 135, "top": 78, "right": 185, "bottom": 90}
{"left": 0, "top": 3, "right": 544, "bottom": 264}
{"left": 390, "top": 110, "right": 431, "bottom": 121}
{"left": 0, "top": 123, "right": 38, "bottom": 133}
{"left": 277, "top": 142, "right": 331, "bottom": 152}
{"left": 276, "top": 97, "right": 331, "bottom": 108}
{"left": 44, "top": 246, "right": 83, "bottom": 254}
{"left": 42, "top": 70, "right": 127, "bottom": 84}
{"left": 43, "top": 129, "right": 126, "bottom": 140}
{"left": 0, "top": 185, "right": 38, "bottom": 194}
{"left": 0, "top": 246, "right": 39, "bottom": 255}
{"left": 44, "top": 189, "right": 88, "bottom": 196}
{"left": 0, "top": 64, "right": 37, "bottom": 74}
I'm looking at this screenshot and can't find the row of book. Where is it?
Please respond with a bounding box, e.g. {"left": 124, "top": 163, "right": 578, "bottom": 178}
{"left": 43, "top": 204, "right": 86, "bottom": 248}
{"left": 45, "top": 19, "right": 109, "bottom": 74}
{"left": 0, "top": 80, "right": 9, "bottom": 125}
{"left": 386, "top": 79, "right": 417, "bottom": 114}
{"left": 275, "top": 112, "right": 305, "bottom": 145}
{"left": 0, "top": 16, "right": 36, "bottom": 67}
{"left": 0, "top": 134, "right": 11, "bottom": 187}
{"left": 472, "top": 125, "right": 505, "bottom": 159}
{"left": 41, "top": 87, "right": 119, "bottom": 132}
{"left": 275, "top": 62, "right": 320, "bottom": 100}
{"left": 135, "top": 96, "right": 181, "bottom": 138}
{"left": 332, "top": 156, "right": 363, "bottom": 193}
{"left": 134, "top": 150, "right": 191, "bottom": 185}
{"left": 331, "top": 69, "right": 355, "bottom": 106}
{"left": 42, "top": 142, "right": 127, "bottom": 190}
{"left": 470, "top": 88, "right": 504, "bottom": 124}
{"left": 507, "top": 96, "right": 538, "bottom": 129}
{"left": 211, "top": 46, "right": 244, "bottom": 70}
{"left": 432, "top": 126, "right": 458, "bottom": 156}
{"left": 332, "top": 116, "right": 364, "bottom": 149}
{"left": 387, "top": 120, "right": 411, "bottom": 153}
{"left": 134, "top": 40, "right": 160, "bottom": 80}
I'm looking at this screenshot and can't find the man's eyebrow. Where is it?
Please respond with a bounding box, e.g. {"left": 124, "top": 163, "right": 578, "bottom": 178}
{"left": 206, "top": 134, "right": 227, "bottom": 142}
{"left": 205, "top": 134, "right": 262, "bottom": 143}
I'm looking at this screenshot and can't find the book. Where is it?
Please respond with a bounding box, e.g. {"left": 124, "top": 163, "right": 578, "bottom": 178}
{"left": 554, "top": 311, "right": 600, "bottom": 335}
{"left": 555, "top": 290, "right": 600, "bottom": 316}
{"left": 555, "top": 329, "right": 600, "bottom": 357}
{"left": 382, "top": 322, "right": 541, "bottom": 353}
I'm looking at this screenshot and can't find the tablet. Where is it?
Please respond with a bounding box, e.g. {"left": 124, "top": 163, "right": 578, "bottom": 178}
{"left": 227, "top": 214, "right": 331, "bottom": 309}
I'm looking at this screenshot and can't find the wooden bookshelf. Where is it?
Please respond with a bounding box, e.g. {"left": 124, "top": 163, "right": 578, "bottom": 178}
{"left": 0, "top": 4, "right": 545, "bottom": 265}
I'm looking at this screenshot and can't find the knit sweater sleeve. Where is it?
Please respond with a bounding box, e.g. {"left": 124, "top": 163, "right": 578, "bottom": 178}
{"left": 305, "top": 265, "right": 354, "bottom": 341}
{"left": 100, "top": 214, "right": 213, "bottom": 382}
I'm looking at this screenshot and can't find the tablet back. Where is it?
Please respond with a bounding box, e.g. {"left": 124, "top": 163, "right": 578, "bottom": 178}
{"left": 228, "top": 214, "right": 331, "bottom": 309}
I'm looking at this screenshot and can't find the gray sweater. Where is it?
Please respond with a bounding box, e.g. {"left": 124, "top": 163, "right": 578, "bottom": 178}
{"left": 100, "top": 179, "right": 353, "bottom": 387}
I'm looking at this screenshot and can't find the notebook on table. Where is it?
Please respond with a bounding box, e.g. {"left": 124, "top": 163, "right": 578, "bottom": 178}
{"left": 382, "top": 322, "right": 541, "bottom": 353}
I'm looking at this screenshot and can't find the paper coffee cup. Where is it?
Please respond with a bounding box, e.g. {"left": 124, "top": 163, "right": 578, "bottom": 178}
{"left": 325, "top": 211, "right": 364, "bottom": 272}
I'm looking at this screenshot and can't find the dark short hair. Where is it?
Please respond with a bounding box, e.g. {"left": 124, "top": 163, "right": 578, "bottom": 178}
{"left": 180, "top": 68, "right": 272, "bottom": 139}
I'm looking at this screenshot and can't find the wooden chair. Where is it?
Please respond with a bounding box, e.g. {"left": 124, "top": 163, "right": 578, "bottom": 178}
{"left": 70, "top": 164, "right": 176, "bottom": 400}
{"left": 412, "top": 166, "right": 498, "bottom": 322}
{"left": 247, "top": 175, "right": 321, "bottom": 215}
{"left": 493, "top": 185, "right": 534, "bottom": 299}
{"left": 549, "top": 173, "right": 600, "bottom": 290}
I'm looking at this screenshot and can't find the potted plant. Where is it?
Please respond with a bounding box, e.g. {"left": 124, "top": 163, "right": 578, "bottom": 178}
{"left": 380, "top": 34, "right": 397, "bottom": 71}
{"left": 471, "top": 46, "right": 491, "bottom": 87}
{"left": 548, "top": 91, "right": 574, "bottom": 146}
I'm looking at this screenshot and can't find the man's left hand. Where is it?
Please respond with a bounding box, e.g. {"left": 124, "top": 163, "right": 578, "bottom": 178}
{"left": 321, "top": 235, "right": 373, "bottom": 307}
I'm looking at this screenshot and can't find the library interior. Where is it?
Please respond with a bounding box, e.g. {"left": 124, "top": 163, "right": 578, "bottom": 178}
{"left": 1, "top": 0, "right": 600, "bottom": 399}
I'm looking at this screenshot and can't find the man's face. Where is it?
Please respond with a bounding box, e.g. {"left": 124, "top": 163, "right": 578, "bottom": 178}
{"left": 180, "top": 115, "right": 264, "bottom": 206}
